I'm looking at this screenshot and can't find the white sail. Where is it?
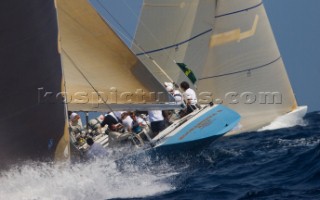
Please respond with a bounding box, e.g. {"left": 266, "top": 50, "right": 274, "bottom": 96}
{"left": 132, "top": 0, "right": 200, "bottom": 84}
{"left": 88, "top": 0, "right": 215, "bottom": 87}
{"left": 55, "top": 0, "right": 178, "bottom": 112}
{"left": 199, "top": 0, "right": 297, "bottom": 132}
{"left": 131, "top": 0, "right": 298, "bottom": 133}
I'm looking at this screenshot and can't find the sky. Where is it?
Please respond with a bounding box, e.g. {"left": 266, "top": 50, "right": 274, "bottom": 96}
{"left": 264, "top": 0, "right": 320, "bottom": 112}
{"left": 90, "top": 0, "right": 143, "bottom": 46}
{"left": 92, "top": 0, "right": 319, "bottom": 112}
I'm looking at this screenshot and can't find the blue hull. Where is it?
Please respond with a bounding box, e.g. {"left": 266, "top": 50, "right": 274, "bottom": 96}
{"left": 154, "top": 104, "right": 241, "bottom": 151}
{"left": 153, "top": 134, "right": 221, "bottom": 153}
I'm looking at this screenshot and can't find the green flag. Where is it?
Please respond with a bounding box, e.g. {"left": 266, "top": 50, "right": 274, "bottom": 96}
{"left": 176, "top": 63, "right": 197, "bottom": 84}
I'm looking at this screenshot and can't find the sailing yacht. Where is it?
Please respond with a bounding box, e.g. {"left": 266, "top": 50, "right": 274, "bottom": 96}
{"left": 56, "top": 0, "right": 240, "bottom": 153}
{"left": 0, "top": 0, "right": 306, "bottom": 168}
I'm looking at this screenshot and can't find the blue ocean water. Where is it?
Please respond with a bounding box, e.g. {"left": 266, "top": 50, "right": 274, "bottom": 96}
{"left": 140, "top": 111, "right": 320, "bottom": 200}
{"left": 1, "top": 112, "right": 319, "bottom": 199}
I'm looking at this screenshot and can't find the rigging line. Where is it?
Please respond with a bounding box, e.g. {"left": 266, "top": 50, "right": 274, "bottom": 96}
{"left": 61, "top": 49, "right": 115, "bottom": 113}
{"left": 118, "top": 0, "right": 197, "bottom": 82}
{"left": 57, "top": 5, "right": 170, "bottom": 112}
{"left": 119, "top": 0, "right": 189, "bottom": 59}
{"left": 199, "top": 56, "right": 281, "bottom": 80}
{"left": 58, "top": 3, "right": 141, "bottom": 78}
{"left": 119, "top": 0, "right": 181, "bottom": 81}
{"left": 57, "top": 5, "right": 118, "bottom": 113}
{"left": 136, "top": 29, "right": 212, "bottom": 56}
{"left": 96, "top": 0, "right": 135, "bottom": 44}
{"left": 215, "top": 1, "right": 263, "bottom": 18}
{"left": 119, "top": 0, "right": 143, "bottom": 48}
{"left": 96, "top": 0, "right": 175, "bottom": 83}
{"left": 97, "top": 0, "right": 147, "bottom": 51}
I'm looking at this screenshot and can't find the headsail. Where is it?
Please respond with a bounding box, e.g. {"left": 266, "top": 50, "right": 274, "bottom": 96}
{"left": 128, "top": 0, "right": 298, "bottom": 132}
{"left": 56, "top": 0, "right": 179, "bottom": 112}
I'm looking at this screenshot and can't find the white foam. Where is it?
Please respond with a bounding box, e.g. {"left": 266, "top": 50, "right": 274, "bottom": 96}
{"left": 0, "top": 155, "right": 176, "bottom": 200}
{"left": 259, "top": 106, "right": 308, "bottom": 131}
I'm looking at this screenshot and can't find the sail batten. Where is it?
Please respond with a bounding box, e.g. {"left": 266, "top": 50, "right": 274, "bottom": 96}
{"left": 215, "top": 1, "right": 263, "bottom": 18}
{"left": 136, "top": 29, "right": 212, "bottom": 56}
{"left": 199, "top": 56, "right": 282, "bottom": 80}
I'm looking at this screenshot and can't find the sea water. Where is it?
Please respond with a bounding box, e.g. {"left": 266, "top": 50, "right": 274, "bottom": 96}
{"left": 1, "top": 112, "right": 320, "bottom": 200}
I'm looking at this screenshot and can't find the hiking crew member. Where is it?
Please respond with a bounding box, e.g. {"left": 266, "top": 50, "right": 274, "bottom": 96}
{"left": 180, "top": 81, "right": 198, "bottom": 114}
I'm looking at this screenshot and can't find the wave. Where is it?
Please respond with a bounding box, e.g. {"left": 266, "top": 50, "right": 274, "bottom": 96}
{"left": 259, "top": 106, "right": 308, "bottom": 131}
{"left": 0, "top": 153, "right": 177, "bottom": 200}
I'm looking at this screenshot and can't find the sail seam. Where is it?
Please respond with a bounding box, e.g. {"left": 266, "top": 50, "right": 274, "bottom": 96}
{"left": 215, "top": 2, "right": 263, "bottom": 18}
{"left": 199, "top": 56, "right": 281, "bottom": 80}
{"left": 136, "top": 29, "right": 212, "bottom": 56}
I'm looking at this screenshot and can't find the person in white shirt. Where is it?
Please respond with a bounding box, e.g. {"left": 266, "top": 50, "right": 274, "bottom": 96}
{"left": 121, "top": 112, "right": 134, "bottom": 132}
{"left": 180, "top": 81, "right": 198, "bottom": 114}
{"left": 148, "top": 110, "right": 165, "bottom": 135}
{"left": 164, "top": 82, "right": 183, "bottom": 104}
{"left": 111, "top": 111, "right": 123, "bottom": 122}
{"left": 129, "top": 112, "right": 147, "bottom": 133}
{"left": 164, "top": 82, "right": 185, "bottom": 121}
{"left": 69, "top": 112, "right": 85, "bottom": 144}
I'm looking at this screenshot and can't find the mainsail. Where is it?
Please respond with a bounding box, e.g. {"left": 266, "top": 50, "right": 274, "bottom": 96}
{"left": 56, "top": 0, "right": 178, "bottom": 112}
{"left": 108, "top": 0, "right": 299, "bottom": 133}
{"left": 198, "top": 0, "right": 298, "bottom": 132}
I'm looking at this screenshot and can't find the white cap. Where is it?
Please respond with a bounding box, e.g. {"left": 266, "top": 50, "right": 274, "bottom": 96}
{"left": 164, "top": 82, "right": 174, "bottom": 92}
{"left": 70, "top": 112, "right": 79, "bottom": 121}
{"left": 166, "top": 85, "right": 173, "bottom": 92}
{"left": 98, "top": 114, "right": 105, "bottom": 122}
{"left": 164, "top": 82, "right": 173, "bottom": 88}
